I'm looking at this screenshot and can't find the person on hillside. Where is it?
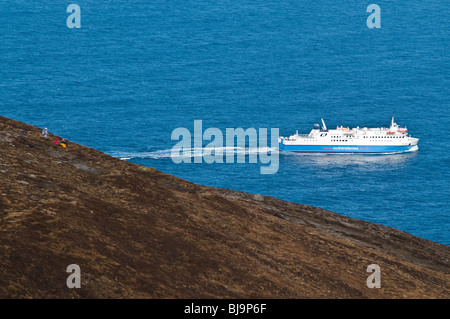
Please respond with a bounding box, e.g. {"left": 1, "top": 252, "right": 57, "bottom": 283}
{"left": 42, "top": 128, "right": 49, "bottom": 139}
{"left": 54, "top": 137, "right": 59, "bottom": 145}
{"left": 60, "top": 138, "right": 68, "bottom": 148}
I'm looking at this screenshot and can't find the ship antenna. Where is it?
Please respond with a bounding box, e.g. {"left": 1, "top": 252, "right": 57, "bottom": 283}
{"left": 321, "top": 118, "right": 327, "bottom": 131}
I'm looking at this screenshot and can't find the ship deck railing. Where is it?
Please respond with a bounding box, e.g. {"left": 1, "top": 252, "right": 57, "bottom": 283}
{"left": 283, "top": 134, "right": 313, "bottom": 141}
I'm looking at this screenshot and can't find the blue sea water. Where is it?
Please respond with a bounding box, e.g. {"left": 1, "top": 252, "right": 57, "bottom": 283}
{"left": 0, "top": 1, "right": 448, "bottom": 245}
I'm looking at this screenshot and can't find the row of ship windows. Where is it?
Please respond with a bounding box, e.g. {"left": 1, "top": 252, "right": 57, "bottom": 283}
{"left": 363, "top": 136, "right": 405, "bottom": 139}
{"left": 331, "top": 136, "right": 405, "bottom": 142}
{"left": 330, "top": 136, "right": 405, "bottom": 139}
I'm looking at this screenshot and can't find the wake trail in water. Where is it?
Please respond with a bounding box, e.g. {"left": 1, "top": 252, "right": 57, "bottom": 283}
{"left": 109, "top": 146, "right": 278, "bottom": 160}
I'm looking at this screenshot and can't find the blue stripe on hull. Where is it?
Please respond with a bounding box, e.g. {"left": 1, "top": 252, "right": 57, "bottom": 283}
{"left": 279, "top": 144, "right": 418, "bottom": 153}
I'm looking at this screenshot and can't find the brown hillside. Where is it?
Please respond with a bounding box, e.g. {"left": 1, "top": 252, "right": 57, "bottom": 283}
{"left": 0, "top": 116, "right": 448, "bottom": 298}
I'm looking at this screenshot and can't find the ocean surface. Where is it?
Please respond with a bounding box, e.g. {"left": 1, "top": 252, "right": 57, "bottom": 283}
{"left": 0, "top": 1, "right": 448, "bottom": 245}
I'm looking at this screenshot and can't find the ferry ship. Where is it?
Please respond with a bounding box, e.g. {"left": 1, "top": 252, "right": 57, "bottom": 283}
{"left": 278, "top": 118, "right": 418, "bottom": 154}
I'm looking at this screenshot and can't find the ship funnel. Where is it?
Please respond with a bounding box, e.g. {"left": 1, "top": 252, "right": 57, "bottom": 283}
{"left": 321, "top": 119, "right": 327, "bottom": 130}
